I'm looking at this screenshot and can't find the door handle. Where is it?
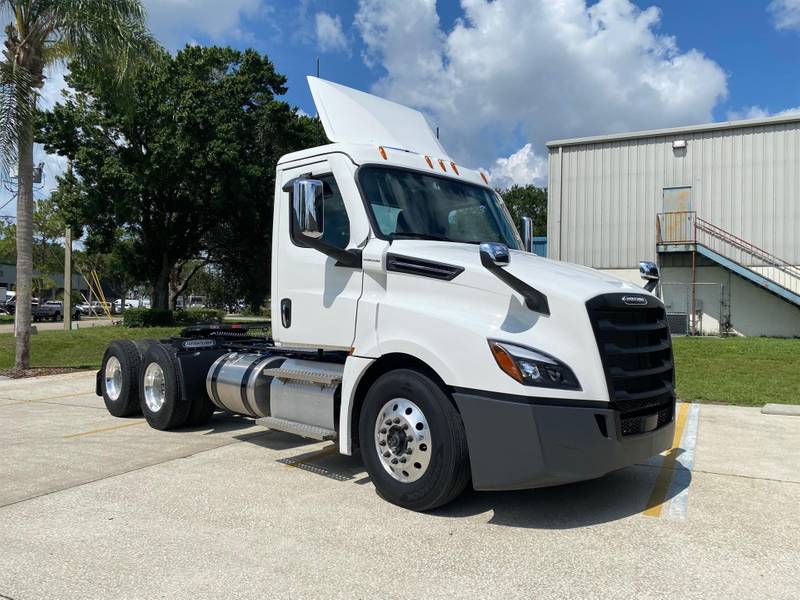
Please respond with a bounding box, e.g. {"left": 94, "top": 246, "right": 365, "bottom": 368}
{"left": 280, "top": 298, "right": 291, "bottom": 328}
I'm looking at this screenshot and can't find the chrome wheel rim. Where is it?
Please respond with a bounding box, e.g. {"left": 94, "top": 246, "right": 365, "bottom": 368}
{"left": 143, "top": 362, "right": 166, "bottom": 413}
{"left": 104, "top": 356, "right": 123, "bottom": 401}
{"left": 374, "top": 398, "right": 431, "bottom": 483}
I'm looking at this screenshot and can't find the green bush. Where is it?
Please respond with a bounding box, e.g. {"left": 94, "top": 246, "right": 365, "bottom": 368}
{"left": 123, "top": 308, "right": 174, "bottom": 328}
{"left": 122, "top": 308, "right": 224, "bottom": 328}
{"left": 174, "top": 308, "right": 225, "bottom": 325}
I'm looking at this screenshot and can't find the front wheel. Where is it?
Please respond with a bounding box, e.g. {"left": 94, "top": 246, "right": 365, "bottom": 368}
{"left": 358, "top": 369, "right": 470, "bottom": 511}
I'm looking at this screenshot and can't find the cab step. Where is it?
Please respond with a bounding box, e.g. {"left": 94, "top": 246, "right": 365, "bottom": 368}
{"left": 262, "top": 366, "right": 342, "bottom": 386}
{"left": 256, "top": 416, "right": 337, "bottom": 441}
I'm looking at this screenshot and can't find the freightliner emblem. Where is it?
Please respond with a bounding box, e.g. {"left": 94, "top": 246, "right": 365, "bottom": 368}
{"left": 622, "top": 295, "right": 648, "bottom": 306}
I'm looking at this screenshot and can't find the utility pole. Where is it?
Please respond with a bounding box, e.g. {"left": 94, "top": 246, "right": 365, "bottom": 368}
{"left": 64, "top": 227, "right": 72, "bottom": 331}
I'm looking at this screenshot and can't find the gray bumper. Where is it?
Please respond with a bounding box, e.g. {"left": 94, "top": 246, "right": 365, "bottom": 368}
{"left": 453, "top": 391, "right": 675, "bottom": 491}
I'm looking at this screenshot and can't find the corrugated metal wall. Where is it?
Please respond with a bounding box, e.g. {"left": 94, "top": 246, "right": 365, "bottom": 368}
{"left": 547, "top": 120, "right": 800, "bottom": 268}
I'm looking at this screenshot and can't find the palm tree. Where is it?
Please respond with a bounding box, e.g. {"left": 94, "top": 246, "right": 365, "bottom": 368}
{"left": 1, "top": 1, "right": 150, "bottom": 369}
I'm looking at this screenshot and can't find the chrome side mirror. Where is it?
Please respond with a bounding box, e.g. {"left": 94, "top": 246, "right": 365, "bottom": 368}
{"left": 639, "top": 261, "right": 659, "bottom": 292}
{"left": 480, "top": 242, "right": 510, "bottom": 267}
{"left": 521, "top": 216, "right": 533, "bottom": 252}
{"left": 293, "top": 179, "right": 324, "bottom": 239}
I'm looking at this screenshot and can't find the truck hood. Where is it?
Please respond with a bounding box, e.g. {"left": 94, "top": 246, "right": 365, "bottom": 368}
{"left": 385, "top": 240, "right": 646, "bottom": 304}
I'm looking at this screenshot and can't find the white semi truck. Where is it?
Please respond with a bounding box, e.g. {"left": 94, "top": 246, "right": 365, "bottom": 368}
{"left": 97, "top": 78, "right": 674, "bottom": 511}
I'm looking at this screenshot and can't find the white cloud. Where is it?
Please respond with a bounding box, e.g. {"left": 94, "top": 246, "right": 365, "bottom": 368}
{"left": 769, "top": 0, "right": 800, "bottom": 31}
{"left": 486, "top": 144, "right": 547, "bottom": 189}
{"left": 726, "top": 105, "right": 800, "bottom": 121}
{"left": 142, "top": 0, "right": 266, "bottom": 49}
{"left": 315, "top": 12, "right": 349, "bottom": 53}
{"left": 354, "top": 0, "right": 728, "bottom": 184}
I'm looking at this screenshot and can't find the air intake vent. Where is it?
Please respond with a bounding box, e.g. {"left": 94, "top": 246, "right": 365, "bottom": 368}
{"left": 386, "top": 254, "right": 464, "bottom": 281}
{"left": 586, "top": 293, "right": 675, "bottom": 436}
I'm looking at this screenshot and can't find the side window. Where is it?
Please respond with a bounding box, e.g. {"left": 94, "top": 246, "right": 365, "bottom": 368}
{"left": 290, "top": 173, "right": 351, "bottom": 250}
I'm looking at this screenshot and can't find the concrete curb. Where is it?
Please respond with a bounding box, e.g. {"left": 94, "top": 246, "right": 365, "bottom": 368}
{"left": 761, "top": 403, "right": 800, "bottom": 417}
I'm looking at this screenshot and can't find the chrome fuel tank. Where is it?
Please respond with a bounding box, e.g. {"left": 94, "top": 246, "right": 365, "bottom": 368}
{"left": 206, "top": 353, "right": 285, "bottom": 418}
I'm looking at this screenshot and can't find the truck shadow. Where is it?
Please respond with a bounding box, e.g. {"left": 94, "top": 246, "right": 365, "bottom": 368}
{"left": 252, "top": 440, "right": 692, "bottom": 528}
{"left": 431, "top": 462, "right": 692, "bottom": 529}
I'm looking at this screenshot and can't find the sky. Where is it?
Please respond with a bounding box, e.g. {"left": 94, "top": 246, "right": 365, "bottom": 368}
{"left": 6, "top": 0, "right": 800, "bottom": 210}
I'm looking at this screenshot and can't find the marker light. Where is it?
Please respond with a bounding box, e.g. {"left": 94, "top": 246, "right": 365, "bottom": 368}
{"left": 378, "top": 146, "right": 388, "bottom": 160}
{"left": 489, "top": 342, "right": 522, "bottom": 383}
{"left": 425, "top": 155, "right": 434, "bottom": 168}
{"left": 450, "top": 161, "right": 459, "bottom": 175}
{"left": 437, "top": 159, "right": 447, "bottom": 172}
{"left": 480, "top": 171, "right": 489, "bottom": 184}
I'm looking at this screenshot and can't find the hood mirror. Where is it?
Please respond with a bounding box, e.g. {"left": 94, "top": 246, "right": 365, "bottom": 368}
{"left": 639, "top": 261, "right": 660, "bottom": 292}
{"left": 479, "top": 242, "right": 510, "bottom": 267}
{"left": 479, "top": 242, "right": 549, "bottom": 315}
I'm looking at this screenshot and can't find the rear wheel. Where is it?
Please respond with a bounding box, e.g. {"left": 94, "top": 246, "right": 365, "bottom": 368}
{"left": 100, "top": 340, "right": 142, "bottom": 417}
{"left": 139, "top": 343, "right": 190, "bottom": 430}
{"left": 359, "top": 369, "right": 470, "bottom": 511}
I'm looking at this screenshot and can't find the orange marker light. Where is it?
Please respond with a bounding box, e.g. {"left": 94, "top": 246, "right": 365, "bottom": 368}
{"left": 489, "top": 342, "right": 523, "bottom": 383}
{"left": 425, "top": 155, "right": 434, "bottom": 168}
{"left": 438, "top": 159, "right": 447, "bottom": 172}
{"left": 450, "top": 161, "right": 459, "bottom": 175}
{"left": 378, "top": 146, "right": 388, "bottom": 160}
{"left": 480, "top": 171, "right": 489, "bottom": 184}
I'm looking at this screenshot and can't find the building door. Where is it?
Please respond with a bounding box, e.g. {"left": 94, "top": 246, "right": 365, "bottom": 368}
{"left": 662, "top": 186, "right": 693, "bottom": 242}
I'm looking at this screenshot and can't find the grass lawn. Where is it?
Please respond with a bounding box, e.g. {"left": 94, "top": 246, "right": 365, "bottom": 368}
{"left": 0, "top": 326, "right": 181, "bottom": 370}
{"left": 0, "top": 325, "right": 796, "bottom": 407}
{"left": 672, "top": 336, "right": 800, "bottom": 406}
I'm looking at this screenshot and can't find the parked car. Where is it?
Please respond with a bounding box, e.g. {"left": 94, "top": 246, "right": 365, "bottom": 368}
{"left": 6, "top": 297, "right": 38, "bottom": 315}
{"left": 32, "top": 301, "right": 81, "bottom": 322}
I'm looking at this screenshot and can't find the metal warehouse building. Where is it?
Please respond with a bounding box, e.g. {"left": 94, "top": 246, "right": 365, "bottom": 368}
{"left": 546, "top": 114, "right": 800, "bottom": 337}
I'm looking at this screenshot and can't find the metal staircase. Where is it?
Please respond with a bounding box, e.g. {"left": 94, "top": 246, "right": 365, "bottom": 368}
{"left": 656, "top": 211, "right": 800, "bottom": 308}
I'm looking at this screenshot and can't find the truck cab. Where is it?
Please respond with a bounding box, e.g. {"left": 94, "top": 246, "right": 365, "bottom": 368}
{"left": 97, "top": 77, "right": 675, "bottom": 511}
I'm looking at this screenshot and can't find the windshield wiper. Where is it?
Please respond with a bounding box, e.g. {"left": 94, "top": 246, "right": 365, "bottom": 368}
{"left": 391, "top": 232, "right": 451, "bottom": 242}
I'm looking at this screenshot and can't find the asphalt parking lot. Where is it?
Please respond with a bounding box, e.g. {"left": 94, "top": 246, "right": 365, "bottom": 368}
{"left": 1, "top": 373, "right": 798, "bottom": 599}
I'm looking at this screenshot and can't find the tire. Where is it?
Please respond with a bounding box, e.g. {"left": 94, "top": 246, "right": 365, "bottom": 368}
{"left": 139, "top": 343, "right": 190, "bottom": 430}
{"left": 358, "top": 369, "right": 470, "bottom": 512}
{"left": 73, "top": 310, "right": 81, "bottom": 321}
{"left": 52, "top": 312, "right": 61, "bottom": 322}
{"left": 100, "top": 340, "right": 143, "bottom": 417}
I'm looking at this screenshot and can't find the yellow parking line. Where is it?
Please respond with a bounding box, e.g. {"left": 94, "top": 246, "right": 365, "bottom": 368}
{"left": 643, "top": 402, "right": 690, "bottom": 518}
{"left": 64, "top": 420, "right": 146, "bottom": 439}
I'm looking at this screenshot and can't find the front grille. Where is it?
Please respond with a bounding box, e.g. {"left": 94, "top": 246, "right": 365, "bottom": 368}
{"left": 586, "top": 293, "right": 675, "bottom": 436}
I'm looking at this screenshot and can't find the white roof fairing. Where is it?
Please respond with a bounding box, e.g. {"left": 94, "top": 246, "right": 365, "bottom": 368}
{"left": 308, "top": 76, "right": 449, "bottom": 158}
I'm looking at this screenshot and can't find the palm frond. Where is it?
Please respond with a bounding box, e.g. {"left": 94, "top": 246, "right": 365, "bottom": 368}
{"left": 0, "top": 58, "right": 36, "bottom": 178}
{"left": 48, "top": 0, "right": 155, "bottom": 80}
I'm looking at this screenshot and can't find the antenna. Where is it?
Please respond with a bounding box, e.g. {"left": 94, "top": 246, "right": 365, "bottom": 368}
{"left": 436, "top": 127, "right": 439, "bottom": 140}
{"left": 316, "top": 57, "right": 320, "bottom": 78}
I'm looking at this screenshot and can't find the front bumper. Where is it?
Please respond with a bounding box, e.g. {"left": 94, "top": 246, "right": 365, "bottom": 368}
{"left": 453, "top": 390, "right": 675, "bottom": 491}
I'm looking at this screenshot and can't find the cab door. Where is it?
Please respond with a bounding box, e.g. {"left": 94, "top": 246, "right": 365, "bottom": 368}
{"left": 272, "top": 157, "right": 364, "bottom": 350}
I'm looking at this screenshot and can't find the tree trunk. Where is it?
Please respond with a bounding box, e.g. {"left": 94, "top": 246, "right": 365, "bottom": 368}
{"left": 151, "top": 254, "right": 171, "bottom": 310}
{"left": 169, "top": 260, "right": 206, "bottom": 310}
{"left": 14, "top": 116, "right": 35, "bottom": 370}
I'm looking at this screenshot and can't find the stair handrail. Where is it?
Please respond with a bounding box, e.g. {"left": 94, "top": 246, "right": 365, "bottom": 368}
{"left": 656, "top": 211, "right": 800, "bottom": 293}
{"left": 693, "top": 215, "right": 800, "bottom": 279}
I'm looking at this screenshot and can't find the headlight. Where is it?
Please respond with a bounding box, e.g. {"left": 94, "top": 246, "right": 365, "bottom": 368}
{"left": 488, "top": 340, "right": 581, "bottom": 390}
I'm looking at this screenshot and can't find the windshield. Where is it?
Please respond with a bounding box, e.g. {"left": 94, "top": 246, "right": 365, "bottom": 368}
{"left": 358, "top": 166, "right": 523, "bottom": 249}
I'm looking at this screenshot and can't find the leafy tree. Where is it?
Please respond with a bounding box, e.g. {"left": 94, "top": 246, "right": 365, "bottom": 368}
{"left": 0, "top": 195, "right": 67, "bottom": 273}
{"left": 40, "top": 45, "right": 326, "bottom": 310}
{"left": 1, "top": 0, "right": 150, "bottom": 368}
{"left": 499, "top": 184, "right": 548, "bottom": 237}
